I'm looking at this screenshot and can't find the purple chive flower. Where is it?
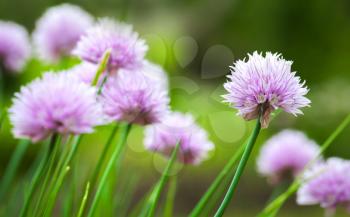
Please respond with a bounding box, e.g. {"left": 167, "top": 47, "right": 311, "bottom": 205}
{"left": 68, "top": 62, "right": 99, "bottom": 84}
{"left": 257, "top": 129, "right": 320, "bottom": 184}
{"left": 144, "top": 112, "right": 214, "bottom": 165}
{"left": 33, "top": 4, "right": 93, "bottom": 62}
{"left": 9, "top": 72, "right": 103, "bottom": 142}
{"left": 297, "top": 158, "right": 350, "bottom": 213}
{"left": 222, "top": 52, "right": 310, "bottom": 128}
{"left": 0, "top": 21, "right": 30, "bottom": 72}
{"left": 100, "top": 69, "right": 169, "bottom": 125}
{"left": 142, "top": 60, "right": 168, "bottom": 91}
{"left": 73, "top": 18, "right": 147, "bottom": 72}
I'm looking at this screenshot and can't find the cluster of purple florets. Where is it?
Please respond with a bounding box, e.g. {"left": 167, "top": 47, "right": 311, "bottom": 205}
{"left": 6, "top": 3, "right": 214, "bottom": 165}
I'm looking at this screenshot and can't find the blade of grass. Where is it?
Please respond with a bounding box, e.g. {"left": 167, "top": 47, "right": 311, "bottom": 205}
{"left": 257, "top": 113, "right": 350, "bottom": 217}
{"left": 77, "top": 182, "right": 90, "bottom": 217}
{"left": 0, "top": 139, "right": 30, "bottom": 201}
{"left": 141, "top": 141, "right": 181, "bottom": 217}
{"left": 163, "top": 176, "right": 177, "bottom": 217}
{"left": 87, "top": 123, "right": 132, "bottom": 217}
{"left": 92, "top": 49, "right": 111, "bottom": 86}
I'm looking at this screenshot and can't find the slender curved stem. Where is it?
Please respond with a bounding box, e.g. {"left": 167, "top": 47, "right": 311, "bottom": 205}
{"left": 87, "top": 123, "right": 131, "bottom": 217}
{"left": 214, "top": 118, "right": 261, "bottom": 217}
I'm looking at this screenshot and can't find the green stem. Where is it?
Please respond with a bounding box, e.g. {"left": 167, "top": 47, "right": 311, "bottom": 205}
{"left": 214, "top": 118, "right": 261, "bottom": 217}
{"left": 143, "top": 142, "right": 181, "bottom": 217}
{"left": 189, "top": 144, "right": 245, "bottom": 217}
{"left": 190, "top": 110, "right": 282, "bottom": 217}
{"left": 0, "top": 139, "right": 30, "bottom": 201}
{"left": 77, "top": 182, "right": 91, "bottom": 217}
{"left": 257, "top": 113, "right": 350, "bottom": 217}
{"left": 19, "top": 134, "right": 59, "bottom": 217}
{"left": 163, "top": 176, "right": 177, "bottom": 217}
{"left": 87, "top": 123, "right": 132, "bottom": 217}
{"left": 90, "top": 123, "right": 119, "bottom": 189}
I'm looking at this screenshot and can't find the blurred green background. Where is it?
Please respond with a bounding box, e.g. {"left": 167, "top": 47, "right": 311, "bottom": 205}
{"left": 1, "top": 0, "right": 350, "bottom": 216}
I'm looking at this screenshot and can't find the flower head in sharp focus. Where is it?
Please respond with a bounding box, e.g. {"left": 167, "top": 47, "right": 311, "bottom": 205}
{"left": 100, "top": 69, "right": 169, "bottom": 125}
{"left": 0, "top": 21, "right": 30, "bottom": 72}
{"left": 144, "top": 112, "right": 214, "bottom": 165}
{"left": 222, "top": 51, "right": 311, "bottom": 128}
{"left": 9, "top": 72, "right": 103, "bottom": 142}
{"left": 73, "top": 18, "right": 147, "bottom": 72}
{"left": 257, "top": 129, "right": 320, "bottom": 184}
{"left": 33, "top": 4, "right": 93, "bottom": 62}
{"left": 297, "top": 158, "right": 350, "bottom": 213}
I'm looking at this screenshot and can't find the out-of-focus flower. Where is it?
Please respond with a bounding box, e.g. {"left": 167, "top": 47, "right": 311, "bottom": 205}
{"left": 9, "top": 72, "right": 103, "bottom": 142}
{"left": 144, "top": 112, "right": 214, "bottom": 165}
{"left": 33, "top": 4, "right": 93, "bottom": 62}
{"left": 73, "top": 18, "right": 147, "bottom": 72}
{"left": 222, "top": 51, "right": 310, "bottom": 128}
{"left": 68, "top": 62, "right": 98, "bottom": 84}
{"left": 297, "top": 158, "right": 350, "bottom": 213}
{"left": 0, "top": 21, "right": 30, "bottom": 72}
{"left": 100, "top": 70, "right": 169, "bottom": 125}
{"left": 257, "top": 129, "right": 320, "bottom": 184}
{"left": 142, "top": 60, "right": 168, "bottom": 91}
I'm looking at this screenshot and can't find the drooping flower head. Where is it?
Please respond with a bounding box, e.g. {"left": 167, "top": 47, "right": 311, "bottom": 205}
{"left": 33, "top": 4, "right": 93, "bottom": 62}
{"left": 9, "top": 72, "right": 103, "bottom": 142}
{"left": 223, "top": 52, "right": 310, "bottom": 128}
{"left": 0, "top": 21, "right": 31, "bottom": 72}
{"left": 73, "top": 18, "right": 147, "bottom": 72}
{"left": 144, "top": 112, "right": 214, "bottom": 165}
{"left": 100, "top": 69, "right": 169, "bottom": 125}
{"left": 257, "top": 129, "right": 320, "bottom": 184}
{"left": 297, "top": 158, "right": 350, "bottom": 213}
